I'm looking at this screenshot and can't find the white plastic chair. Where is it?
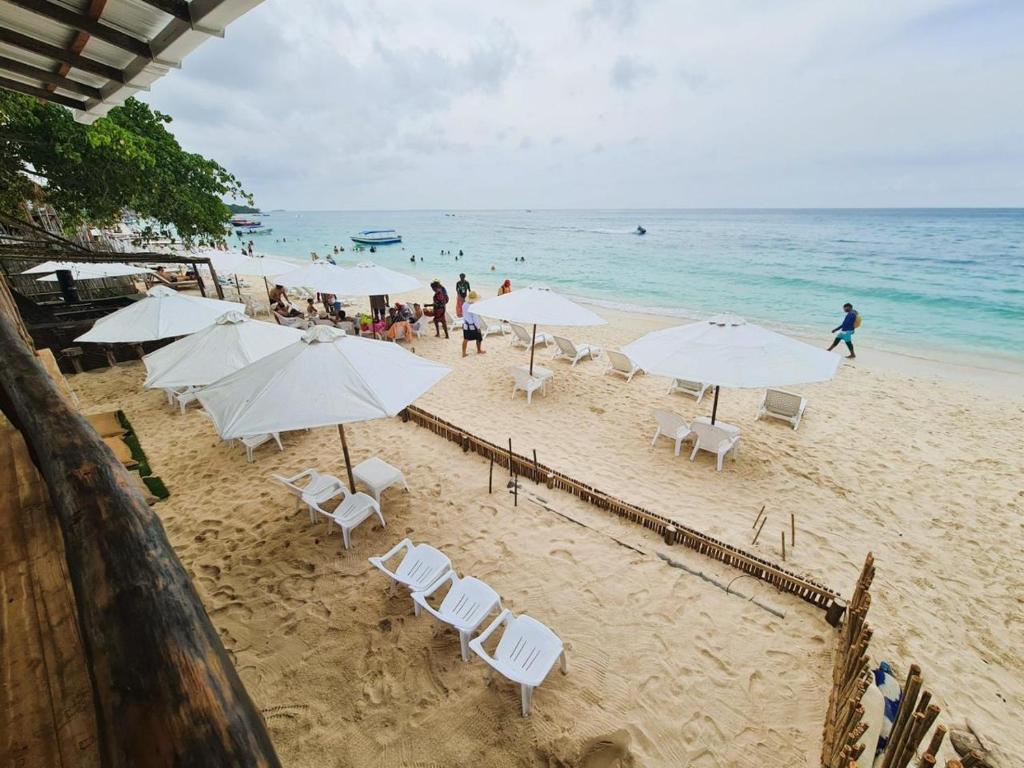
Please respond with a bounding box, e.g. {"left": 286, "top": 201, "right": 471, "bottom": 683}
{"left": 509, "top": 323, "right": 552, "bottom": 349}
{"left": 551, "top": 336, "right": 599, "bottom": 366}
{"left": 667, "top": 378, "right": 710, "bottom": 403}
{"left": 757, "top": 388, "right": 807, "bottom": 430}
{"left": 510, "top": 367, "right": 548, "bottom": 404}
{"left": 689, "top": 421, "right": 741, "bottom": 471}
{"left": 480, "top": 317, "right": 508, "bottom": 338}
{"left": 411, "top": 316, "right": 428, "bottom": 338}
{"left": 175, "top": 385, "right": 201, "bottom": 415}
{"left": 368, "top": 539, "right": 452, "bottom": 605}
{"left": 411, "top": 572, "right": 502, "bottom": 661}
{"left": 651, "top": 409, "right": 694, "bottom": 456}
{"left": 241, "top": 432, "right": 283, "bottom": 463}
{"left": 605, "top": 350, "right": 643, "bottom": 382}
{"left": 275, "top": 315, "right": 308, "bottom": 329}
{"left": 303, "top": 477, "right": 384, "bottom": 550}
{"left": 270, "top": 468, "right": 337, "bottom": 515}
{"left": 469, "top": 609, "right": 567, "bottom": 716}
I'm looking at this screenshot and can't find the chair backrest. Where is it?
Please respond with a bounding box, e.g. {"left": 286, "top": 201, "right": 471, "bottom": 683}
{"left": 441, "top": 576, "right": 499, "bottom": 624}
{"left": 509, "top": 367, "right": 536, "bottom": 388}
{"left": 397, "top": 544, "right": 451, "bottom": 588}
{"left": 393, "top": 324, "right": 406, "bottom": 340}
{"left": 510, "top": 323, "right": 531, "bottom": 342}
{"left": 338, "top": 321, "right": 356, "bottom": 335}
{"left": 765, "top": 388, "right": 801, "bottom": 416}
{"left": 411, "top": 316, "right": 426, "bottom": 332}
{"left": 607, "top": 349, "right": 634, "bottom": 372}
{"left": 691, "top": 421, "right": 733, "bottom": 450}
{"left": 481, "top": 316, "right": 500, "bottom": 330}
{"left": 553, "top": 335, "right": 576, "bottom": 356}
{"left": 653, "top": 409, "right": 687, "bottom": 434}
{"left": 495, "top": 614, "right": 562, "bottom": 671}
{"left": 675, "top": 378, "right": 701, "bottom": 392}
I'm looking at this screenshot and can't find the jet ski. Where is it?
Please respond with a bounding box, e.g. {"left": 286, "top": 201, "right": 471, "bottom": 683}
{"left": 635, "top": 225, "right": 646, "bottom": 235}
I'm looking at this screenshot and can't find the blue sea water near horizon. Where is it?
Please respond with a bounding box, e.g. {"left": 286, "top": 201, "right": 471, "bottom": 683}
{"left": 241, "top": 209, "right": 1024, "bottom": 368}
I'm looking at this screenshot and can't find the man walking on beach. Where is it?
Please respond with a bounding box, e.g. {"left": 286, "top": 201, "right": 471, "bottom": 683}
{"left": 455, "top": 273, "right": 470, "bottom": 317}
{"left": 827, "top": 303, "right": 859, "bottom": 359}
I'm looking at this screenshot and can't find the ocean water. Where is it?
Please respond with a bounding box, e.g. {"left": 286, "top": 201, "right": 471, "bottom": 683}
{"left": 242, "top": 209, "right": 1024, "bottom": 365}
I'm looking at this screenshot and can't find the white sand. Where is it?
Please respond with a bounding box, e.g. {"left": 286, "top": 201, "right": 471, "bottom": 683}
{"left": 67, "top": 278, "right": 1024, "bottom": 764}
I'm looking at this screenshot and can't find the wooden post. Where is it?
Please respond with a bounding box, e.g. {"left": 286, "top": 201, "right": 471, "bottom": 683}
{"left": 193, "top": 260, "right": 207, "bottom": 297}
{"left": 513, "top": 474, "right": 518, "bottom": 507}
{"left": 532, "top": 449, "right": 539, "bottom": 483}
{"left": 790, "top": 513, "right": 795, "bottom": 547}
{"left": 488, "top": 457, "right": 493, "bottom": 494}
{"left": 508, "top": 437, "right": 513, "bottom": 478}
{"left": 752, "top": 515, "right": 768, "bottom": 545}
{"left": 752, "top": 504, "right": 766, "bottom": 529}
{"left": 337, "top": 423, "right": 356, "bottom": 489}
{"left": 529, "top": 324, "right": 537, "bottom": 375}
{"left": 0, "top": 309, "right": 280, "bottom": 766}
{"left": 781, "top": 531, "right": 786, "bottom": 561}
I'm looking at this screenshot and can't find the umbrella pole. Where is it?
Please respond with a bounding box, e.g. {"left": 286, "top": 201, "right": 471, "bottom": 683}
{"left": 337, "top": 424, "right": 356, "bottom": 489}
{"left": 263, "top": 276, "right": 272, "bottom": 304}
{"left": 234, "top": 274, "right": 243, "bottom": 301}
{"left": 529, "top": 324, "right": 537, "bottom": 376}
{"left": 711, "top": 386, "right": 720, "bottom": 425}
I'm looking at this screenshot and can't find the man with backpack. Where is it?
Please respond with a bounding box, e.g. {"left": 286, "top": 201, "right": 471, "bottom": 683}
{"left": 827, "top": 302, "right": 860, "bottom": 359}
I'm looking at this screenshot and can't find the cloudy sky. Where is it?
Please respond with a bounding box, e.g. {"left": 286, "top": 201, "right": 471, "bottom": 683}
{"left": 142, "top": 0, "right": 1024, "bottom": 209}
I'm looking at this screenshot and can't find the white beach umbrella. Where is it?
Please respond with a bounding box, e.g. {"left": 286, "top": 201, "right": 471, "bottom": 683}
{"left": 468, "top": 286, "right": 607, "bottom": 374}
{"left": 622, "top": 314, "right": 841, "bottom": 423}
{"left": 197, "top": 325, "right": 451, "bottom": 486}
{"left": 75, "top": 289, "right": 244, "bottom": 343}
{"left": 276, "top": 261, "right": 419, "bottom": 296}
{"left": 193, "top": 251, "right": 295, "bottom": 300}
{"left": 24, "top": 260, "right": 153, "bottom": 281}
{"left": 142, "top": 311, "right": 302, "bottom": 389}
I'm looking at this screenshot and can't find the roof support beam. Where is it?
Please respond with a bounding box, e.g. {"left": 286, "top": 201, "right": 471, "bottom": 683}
{"left": 0, "top": 28, "right": 124, "bottom": 82}
{"left": 5, "top": 0, "right": 154, "bottom": 59}
{"left": 0, "top": 56, "right": 103, "bottom": 98}
{"left": 0, "top": 74, "right": 86, "bottom": 109}
{"left": 133, "top": 0, "right": 192, "bottom": 23}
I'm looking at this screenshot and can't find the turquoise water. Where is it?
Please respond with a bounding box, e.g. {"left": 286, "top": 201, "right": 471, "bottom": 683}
{"left": 243, "top": 209, "right": 1024, "bottom": 364}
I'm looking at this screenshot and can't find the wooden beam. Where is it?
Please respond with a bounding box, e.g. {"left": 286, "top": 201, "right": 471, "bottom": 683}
{"left": 0, "top": 310, "right": 282, "bottom": 766}
{"left": 46, "top": 0, "right": 106, "bottom": 96}
{"left": 6, "top": 0, "right": 154, "bottom": 59}
{"left": 134, "top": 0, "right": 192, "bottom": 23}
{"left": 0, "top": 55, "right": 103, "bottom": 99}
{"left": 0, "top": 74, "right": 87, "bottom": 109}
{"left": 0, "top": 28, "right": 124, "bottom": 82}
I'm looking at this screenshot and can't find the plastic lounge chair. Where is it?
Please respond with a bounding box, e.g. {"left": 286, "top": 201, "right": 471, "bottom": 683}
{"left": 651, "top": 409, "right": 694, "bottom": 456}
{"left": 469, "top": 609, "right": 567, "bottom": 716}
{"left": 551, "top": 336, "right": 599, "bottom": 367}
{"left": 368, "top": 538, "right": 452, "bottom": 603}
{"left": 270, "top": 468, "right": 338, "bottom": 516}
{"left": 510, "top": 366, "right": 548, "bottom": 404}
{"left": 411, "top": 572, "right": 502, "bottom": 661}
{"left": 689, "top": 421, "right": 741, "bottom": 471}
{"left": 411, "top": 316, "right": 428, "bottom": 338}
{"left": 667, "top": 378, "right": 710, "bottom": 403}
{"left": 241, "top": 432, "right": 283, "bottom": 463}
{"left": 275, "top": 315, "right": 308, "bottom": 329}
{"left": 480, "top": 317, "right": 507, "bottom": 338}
{"left": 605, "top": 350, "right": 643, "bottom": 382}
{"left": 303, "top": 477, "right": 384, "bottom": 550}
{"left": 757, "top": 388, "right": 807, "bottom": 430}
{"left": 446, "top": 311, "right": 461, "bottom": 329}
{"left": 510, "top": 323, "right": 552, "bottom": 349}
{"left": 175, "top": 385, "right": 201, "bottom": 415}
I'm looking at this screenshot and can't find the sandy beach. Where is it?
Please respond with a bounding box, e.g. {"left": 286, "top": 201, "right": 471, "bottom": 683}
{"left": 67, "top": 277, "right": 1024, "bottom": 766}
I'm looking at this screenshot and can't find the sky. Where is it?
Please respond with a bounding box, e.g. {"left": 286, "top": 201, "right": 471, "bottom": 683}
{"left": 141, "top": 0, "right": 1024, "bottom": 209}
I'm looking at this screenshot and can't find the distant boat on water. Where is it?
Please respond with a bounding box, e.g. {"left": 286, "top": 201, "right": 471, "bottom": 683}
{"left": 231, "top": 217, "right": 273, "bottom": 236}
{"left": 351, "top": 229, "right": 402, "bottom": 245}
{"left": 635, "top": 225, "right": 646, "bottom": 235}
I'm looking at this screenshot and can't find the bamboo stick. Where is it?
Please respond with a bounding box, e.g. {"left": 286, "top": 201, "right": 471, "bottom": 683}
{"left": 924, "top": 726, "right": 946, "bottom": 760}
{"left": 882, "top": 672, "right": 922, "bottom": 768}
{"left": 752, "top": 504, "right": 766, "bottom": 529}
{"left": 781, "top": 530, "right": 786, "bottom": 561}
{"left": 790, "top": 512, "right": 795, "bottom": 546}
{"left": 488, "top": 457, "right": 493, "bottom": 494}
{"left": 752, "top": 516, "right": 768, "bottom": 545}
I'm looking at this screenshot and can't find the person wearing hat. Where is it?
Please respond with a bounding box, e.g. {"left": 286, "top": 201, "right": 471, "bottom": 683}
{"left": 461, "top": 290, "right": 486, "bottom": 357}
{"left": 455, "top": 272, "right": 471, "bottom": 317}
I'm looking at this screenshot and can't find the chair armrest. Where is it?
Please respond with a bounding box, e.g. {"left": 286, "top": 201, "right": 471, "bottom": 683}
{"left": 369, "top": 537, "right": 413, "bottom": 568}
{"left": 281, "top": 468, "right": 317, "bottom": 484}
{"left": 473, "top": 607, "right": 513, "bottom": 649}
{"left": 416, "top": 569, "right": 456, "bottom": 599}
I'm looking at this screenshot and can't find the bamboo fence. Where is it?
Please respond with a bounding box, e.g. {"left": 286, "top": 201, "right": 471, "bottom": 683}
{"left": 820, "top": 553, "right": 945, "bottom": 768}
{"left": 402, "top": 405, "right": 840, "bottom": 614}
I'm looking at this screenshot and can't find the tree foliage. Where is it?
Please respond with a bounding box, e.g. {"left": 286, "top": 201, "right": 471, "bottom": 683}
{"left": 0, "top": 92, "right": 250, "bottom": 243}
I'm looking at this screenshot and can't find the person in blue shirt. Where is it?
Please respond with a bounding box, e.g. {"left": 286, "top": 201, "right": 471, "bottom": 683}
{"left": 827, "top": 302, "right": 858, "bottom": 359}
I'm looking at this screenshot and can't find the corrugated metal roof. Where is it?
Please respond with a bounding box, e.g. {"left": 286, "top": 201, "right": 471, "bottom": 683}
{"left": 0, "top": 0, "right": 263, "bottom": 121}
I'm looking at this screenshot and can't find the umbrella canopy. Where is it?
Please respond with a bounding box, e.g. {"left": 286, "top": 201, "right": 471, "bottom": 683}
{"left": 206, "top": 253, "right": 296, "bottom": 277}
{"left": 622, "top": 314, "right": 840, "bottom": 422}
{"left": 276, "top": 261, "right": 419, "bottom": 296}
{"left": 142, "top": 311, "right": 302, "bottom": 389}
{"left": 468, "top": 286, "right": 606, "bottom": 327}
{"left": 25, "top": 260, "right": 153, "bottom": 281}
{"left": 197, "top": 325, "right": 450, "bottom": 485}
{"left": 75, "top": 289, "right": 244, "bottom": 343}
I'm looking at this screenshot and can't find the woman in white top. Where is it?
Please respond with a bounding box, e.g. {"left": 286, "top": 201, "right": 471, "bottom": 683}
{"left": 460, "top": 290, "right": 486, "bottom": 358}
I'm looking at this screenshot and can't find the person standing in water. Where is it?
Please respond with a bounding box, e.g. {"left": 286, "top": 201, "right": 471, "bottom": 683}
{"left": 455, "top": 273, "right": 470, "bottom": 317}
{"left": 827, "top": 302, "right": 859, "bottom": 359}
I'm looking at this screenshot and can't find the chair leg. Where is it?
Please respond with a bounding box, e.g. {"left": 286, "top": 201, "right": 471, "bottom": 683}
{"left": 413, "top": 601, "right": 421, "bottom": 617}
{"left": 342, "top": 527, "right": 351, "bottom": 550}
{"left": 273, "top": 433, "right": 283, "bottom": 451}
{"left": 716, "top": 452, "right": 724, "bottom": 472}
{"left": 651, "top": 428, "right": 660, "bottom": 447}
{"left": 674, "top": 437, "right": 682, "bottom": 456}
{"left": 560, "top": 650, "right": 568, "bottom": 674}
{"left": 690, "top": 441, "right": 700, "bottom": 461}
{"left": 459, "top": 631, "right": 470, "bottom": 661}
{"left": 521, "top": 684, "right": 532, "bottom": 717}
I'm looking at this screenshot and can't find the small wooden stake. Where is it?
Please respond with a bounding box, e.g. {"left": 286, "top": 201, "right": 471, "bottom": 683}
{"left": 533, "top": 449, "right": 539, "bottom": 483}
{"left": 488, "top": 457, "right": 494, "bottom": 494}
{"left": 513, "top": 474, "right": 518, "bottom": 507}
{"left": 508, "top": 437, "right": 513, "bottom": 478}
{"left": 790, "top": 513, "right": 795, "bottom": 547}
{"left": 752, "top": 504, "right": 766, "bottom": 529}
{"left": 752, "top": 516, "right": 768, "bottom": 545}
{"left": 781, "top": 531, "right": 786, "bottom": 561}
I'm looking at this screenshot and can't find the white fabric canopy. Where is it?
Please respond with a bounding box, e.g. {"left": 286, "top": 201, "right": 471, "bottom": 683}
{"left": 276, "top": 261, "right": 419, "bottom": 295}
{"left": 143, "top": 311, "right": 302, "bottom": 389}
{"left": 467, "top": 286, "right": 606, "bottom": 327}
{"left": 206, "top": 253, "right": 296, "bottom": 277}
{"left": 622, "top": 314, "right": 840, "bottom": 389}
{"left": 197, "top": 325, "right": 451, "bottom": 439}
{"left": 76, "top": 290, "right": 244, "bottom": 343}
{"left": 24, "top": 260, "right": 152, "bottom": 281}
